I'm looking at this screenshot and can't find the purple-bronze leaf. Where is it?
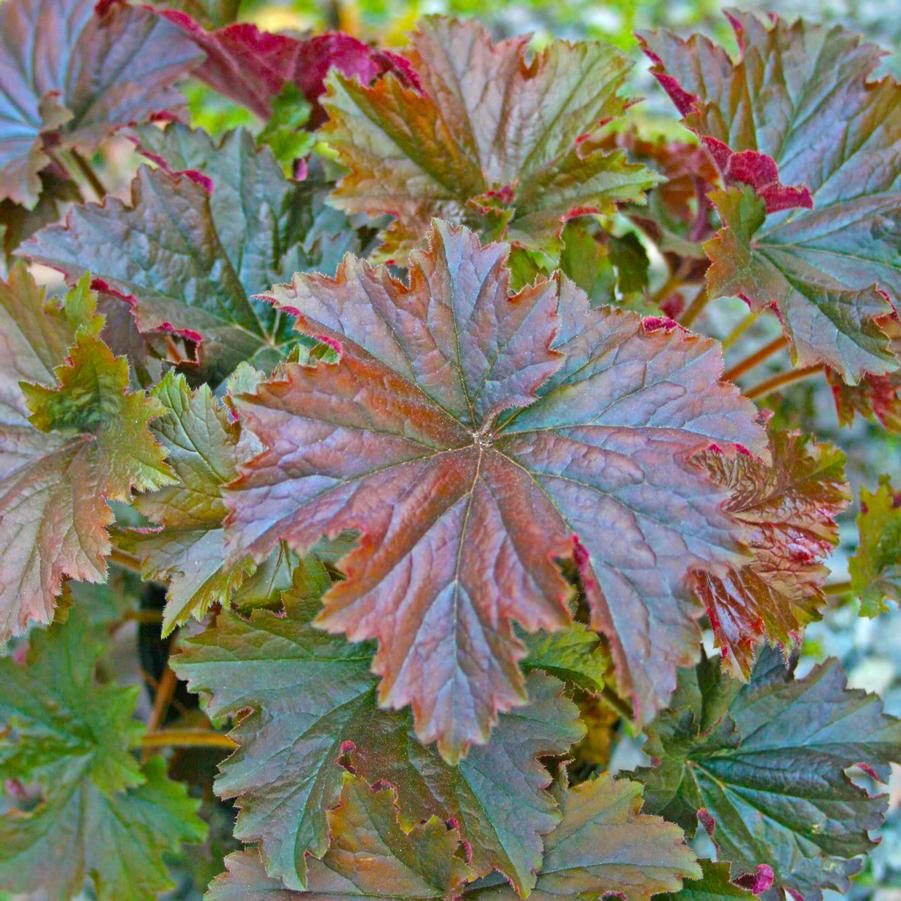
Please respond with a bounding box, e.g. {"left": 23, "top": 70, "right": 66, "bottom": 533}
{"left": 0, "top": 0, "right": 201, "bottom": 207}
{"left": 223, "top": 222, "right": 766, "bottom": 759}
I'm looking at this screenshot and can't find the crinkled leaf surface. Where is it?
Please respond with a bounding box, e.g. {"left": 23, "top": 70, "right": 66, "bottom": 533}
{"left": 121, "top": 372, "right": 254, "bottom": 634}
{"left": 161, "top": 13, "right": 415, "bottom": 125}
{"left": 466, "top": 774, "right": 699, "bottom": 900}
{"left": 850, "top": 475, "right": 901, "bottom": 616}
{"left": 0, "top": 267, "right": 172, "bottom": 639}
{"left": 322, "top": 16, "right": 659, "bottom": 261}
{"left": 174, "top": 561, "right": 583, "bottom": 893}
{"left": 0, "top": 0, "right": 201, "bottom": 207}
{"left": 641, "top": 11, "right": 901, "bottom": 381}
{"left": 224, "top": 221, "right": 766, "bottom": 756}
{"left": 21, "top": 125, "right": 363, "bottom": 383}
{"left": 636, "top": 648, "right": 901, "bottom": 900}
{"left": 0, "top": 609, "right": 205, "bottom": 900}
{"left": 208, "top": 775, "right": 474, "bottom": 900}
{"left": 691, "top": 429, "right": 848, "bottom": 676}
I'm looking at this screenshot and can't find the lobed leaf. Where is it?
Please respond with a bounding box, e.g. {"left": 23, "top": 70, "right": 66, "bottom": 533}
{"left": 224, "top": 221, "right": 767, "bottom": 757}
{"left": 208, "top": 774, "right": 475, "bottom": 900}
{"left": 21, "top": 124, "right": 363, "bottom": 383}
{"left": 636, "top": 647, "right": 901, "bottom": 900}
{"left": 322, "top": 16, "right": 659, "bottom": 261}
{"left": 174, "top": 561, "right": 583, "bottom": 894}
{"left": 207, "top": 775, "right": 698, "bottom": 900}
{"left": 466, "top": 774, "right": 700, "bottom": 900}
{"left": 691, "top": 428, "right": 849, "bottom": 676}
{"left": 0, "top": 0, "right": 201, "bottom": 208}
{"left": 0, "top": 609, "right": 206, "bottom": 900}
{"left": 0, "top": 267, "right": 172, "bottom": 639}
{"left": 850, "top": 475, "right": 901, "bottom": 616}
{"left": 641, "top": 10, "right": 901, "bottom": 382}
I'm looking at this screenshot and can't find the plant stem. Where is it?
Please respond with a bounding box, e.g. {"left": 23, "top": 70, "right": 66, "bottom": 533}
{"left": 650, "top": 260, "right": 690, "bottom": 307}
{"left": 745, "top": 363, "right": 825, "bottom": 400}
{"left": 600, "top": 685, "right": 633, "bottom": 721}
{"left": 138, "top": 729, "right": 237, "bottom": 751}
{"left": 680, "top": 286, "right": 709, "bottom": 328}
{"left": 69, "top": 148, "right": 107, "bottom": 199}
{"left": 144, "top": 666, "right": 178, "bottom": 759}
{"left": 724, "top": 335, "right": 789, "bottom": 382}
{"left": 109, "top": 546, "right": 143, "bottom": 574}
{"left": 824, "top": 580, "right": 852, "bottom": 597}
{"left": 721, "top": 309, "right": 762, "bottom": 351}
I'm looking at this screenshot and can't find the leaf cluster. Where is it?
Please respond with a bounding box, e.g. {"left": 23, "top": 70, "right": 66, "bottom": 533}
{"left": 0, "top": 3, "right": 898, "bottom": 899}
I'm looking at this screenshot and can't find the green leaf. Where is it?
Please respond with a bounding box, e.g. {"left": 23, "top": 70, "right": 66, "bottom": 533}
{"left": 850, "top": 475, "right": 901, "bottom": 615}
{"left": 522, "top": 621, "right": 612, "bottom": 693}
{"left": 636, "top": 647, "right": 901, "bottom": 900}
{"left": 656, "top": 859, "right": 760, "bottom": 901}
{"left": 208, "top": 774, "right": 475, "bottom": 900}
{"left": 21, "top": 125, "right": 364, "bottom": 384}
{"left": 706, "top": 187, "right": 897, "bottom": 381}
{"left": 641, "top": 12, "right": 900, "bottom": 382}
{"left": 120, "top": 372, "right": 254, "bottom": 633}
{"left": 0, "top": 0, "right": 202, "bottom": 208}
{"left": 257, "top": 83, "right": 317, "bottom": 172}
{"left": 0, "top": 267, "right": 172, "bottom": 639}
{"left": 322, "top": 16, "right": 659, "bottom": 261}
{"left": 466, "top": 774, "right": 700, "bottom": 900}
{"left": 0, "top": 609, "right": 206, "bottom": 900}
{"left": 173, "top": 560, "right": 584, "bottom": 894}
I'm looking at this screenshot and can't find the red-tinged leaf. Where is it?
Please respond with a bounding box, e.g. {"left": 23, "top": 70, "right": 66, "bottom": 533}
{"left": 656, "top": 859, "right": 761, "bottom": 901}
{"left": 224, "top": 221, "right": 767, "bottom": 759}
{"left": 321, "top": 16, "right": 659, "bottom": 261}
{"left": 160, "top": 13, "right": 415, "bottom": 125}
{"left": 208, "top": 774, "right": 475, "bottom": 900}
{"left": 0, "top": 266, "right": 172, "bottom": 639}
{"left": 207, "top": 777, "right": 698, "bottom": 901}
{"left": 466, "top": 774, "right": 700, "bottom": 899}
{"left": 21, "top": 125, "right": 363, "bottom": 384}
{"left": 850, "top": 476, "right": 901, "bottom": 616}
{"left": 691, "top": 428, "right": 849, "bottom": 677}
{"left": 828, "top": 315, "right": 901, "bottom": 433}
{"left": 174, "top": 563, "right": 583, "bottom": 892}
{"left": 640, "top": 12, "right": 900, "bottom": 382}
{"left": 0, "top": 0, "right": 201, "bottom": 208}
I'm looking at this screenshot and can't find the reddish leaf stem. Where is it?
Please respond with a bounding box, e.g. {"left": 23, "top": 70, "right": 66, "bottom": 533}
{"left": 724, "top": 335, "right": 790, "bottom": 382}
{"left": 745, "top": 363, "right": 826, "bottom": 400}
{"left": 679, "top": 286, "right": 709, "bottom": 327}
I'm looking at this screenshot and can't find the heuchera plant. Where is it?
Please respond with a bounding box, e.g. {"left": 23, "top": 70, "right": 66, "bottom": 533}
{"left": 0, "top": 1, "right": 898, "bottom": 898}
